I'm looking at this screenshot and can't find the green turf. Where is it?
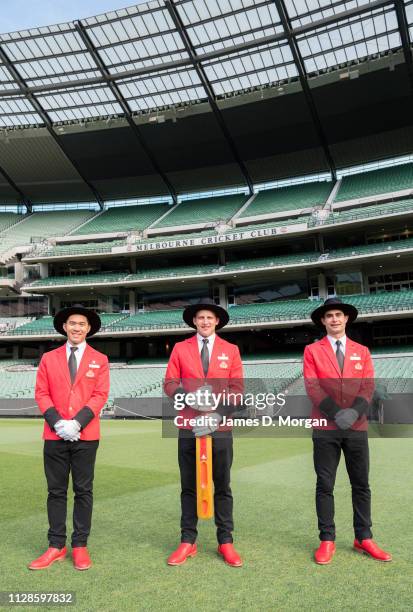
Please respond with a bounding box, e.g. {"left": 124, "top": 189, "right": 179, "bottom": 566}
{"left": 0, "top": 419, "right": 412, "bottom": 611}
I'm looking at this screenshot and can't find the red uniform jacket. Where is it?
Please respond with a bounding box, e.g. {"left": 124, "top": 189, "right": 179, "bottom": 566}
{"left": 164, "top": 334, "right": 244, "bottom": 431}
{"left": 303, "top": 336, "right": 374, "bottom": 430}
{"left": 35, "top": 344, "right": 110, "bottom": 440}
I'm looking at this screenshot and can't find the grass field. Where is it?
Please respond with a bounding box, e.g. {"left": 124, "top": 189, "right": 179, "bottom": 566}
{"left": 0, "top": 419, "right": 412, "bottom": 611}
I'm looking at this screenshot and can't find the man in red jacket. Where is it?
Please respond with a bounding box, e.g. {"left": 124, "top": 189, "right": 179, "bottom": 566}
{"left": 29, "top": 304, "right": 109, "bottom": 571}
{"left": 164, "top": 299, "right": 243, "bottom": 567}
{"left": 304, "top": 297, "right": 391, "bottom": 564}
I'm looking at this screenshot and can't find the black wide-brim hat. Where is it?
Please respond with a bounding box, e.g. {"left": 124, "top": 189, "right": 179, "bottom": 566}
{"left": 53, "top": 304, "right": 101, "bottom": 337}
{"left": 183, "top": 298, "right": 229, "bottom": 330}
{"left": 311, "top": 297, "right": 358, "bottom": 327}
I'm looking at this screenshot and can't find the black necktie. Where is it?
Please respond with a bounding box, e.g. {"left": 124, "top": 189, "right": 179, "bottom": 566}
{"left": 68, "top": 346, "right": 78, "bottom": 384}
{"left": 201, "top": 338, "right": 209, "bottom": 376}
{"left": 335, "top": 340, "right": 344, "bottom": 372}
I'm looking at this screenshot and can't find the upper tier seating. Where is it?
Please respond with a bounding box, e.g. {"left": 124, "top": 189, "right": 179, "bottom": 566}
{"left": 0, "top": 210, "right": 94, "bottom": 257}
{"left": 152, "top": 194, "right": 247, "bottom": 228}
{"left": 72, "top": 204, "right": 168, "bottom": 235}
{"left": 241, "top": 181, "right": 332, "bottom": 217}
{"left": 315, "top": 199, "right": 413, "bottom": 226}
{"left": 0, "top": 213, "right": 24, "bottom": 233}
{"left": 30, "top": 239, "right": 126, "bottom": 258}
{"left": 335, "top": 163, "right": 413, "bottom": 202}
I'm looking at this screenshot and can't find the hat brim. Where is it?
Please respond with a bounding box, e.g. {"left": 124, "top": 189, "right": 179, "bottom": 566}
{"left": 183, "top": 303, "right": 229, "bottom": 330}
{"left": 311, "top": 303, "right": 358, "bottom": 327}
{"left": 53, "top": 306, "right": 101, "bottom": 337}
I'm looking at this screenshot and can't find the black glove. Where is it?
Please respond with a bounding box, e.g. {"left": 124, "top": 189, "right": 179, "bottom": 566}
{"left": 350, "top": 396, "right": 369, "bottom": 417}
{"left": 43, "top": 407, "right": 61, "bottom": 430}
{"left": 74, "top": 406, "right": 94, "bottom": 430}
{"left": 318, "top": 396, "right": 341, "bottom": 419}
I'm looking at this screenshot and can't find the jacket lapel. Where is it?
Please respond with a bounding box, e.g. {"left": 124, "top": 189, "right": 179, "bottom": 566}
{"left": 343, "top": 339, "right": 358, "bottom": 377}
{"left": 320, "top": 336, "right": 341, "bottom": 376}
{"left": 187, "top": 335, "right": 205, "bottom": 378}
{"left": 57, "top": 344, "right": 71, "bottom": 386}
{"left": 208, "top": 335, "right": 223, "bottom": 377}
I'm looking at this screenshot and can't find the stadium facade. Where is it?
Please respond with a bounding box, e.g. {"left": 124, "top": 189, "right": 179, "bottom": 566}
{"left": 0, "top": 0, "right": 413, "bottom": 405}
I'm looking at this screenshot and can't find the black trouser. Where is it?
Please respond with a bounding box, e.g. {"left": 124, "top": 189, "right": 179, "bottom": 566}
{"left": 44, "top": 440, "right": 99, "bottom": 549}
{"left": 313, "top": 431, "right": 372, "bottom": 542}
{"left": 178, "top": 432, "right": 233, "bottom": 544}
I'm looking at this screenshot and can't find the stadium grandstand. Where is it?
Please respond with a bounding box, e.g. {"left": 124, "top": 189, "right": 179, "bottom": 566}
{"left": 0, "top": 0, "right": 413, "bottom": 415}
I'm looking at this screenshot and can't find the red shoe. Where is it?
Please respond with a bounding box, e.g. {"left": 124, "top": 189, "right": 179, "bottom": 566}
{"left": 72, "top": 547, "right": 92, "bottom": 570}
{"left": 354, "top": 539, "right": 392, "bottom": 561}
{"left": 28, "top": 547, "right": 67, "bottom": 570}
{"left": 217, "top": 543, "right": 243, "bottom": 567}
{"left": 314, "top": 541, "right": 336, "bottom": 565}
{"left": 167, "top": 543, "right": 197, "bottom": 566}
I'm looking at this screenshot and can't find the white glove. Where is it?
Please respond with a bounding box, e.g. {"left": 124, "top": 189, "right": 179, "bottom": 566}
{"left": 335, "top": 408, "right": 358, "bottom": 430}
{"left": 54, "top": 420, "right": 66, "bottom": 437}
{"left": 54, "top": 419, "right": 81, "bottom": 442}
{"left": 192, "top": 413, "right": 222, "bottom": 437}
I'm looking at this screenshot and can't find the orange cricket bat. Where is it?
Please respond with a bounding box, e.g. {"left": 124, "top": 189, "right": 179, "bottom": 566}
{"left": 196, "top": 435, "right": 214, "bottom": 519}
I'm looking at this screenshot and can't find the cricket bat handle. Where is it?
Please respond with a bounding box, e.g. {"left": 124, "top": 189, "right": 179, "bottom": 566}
{"left": 196, "top": 435, "right": 214, "bottom": 519}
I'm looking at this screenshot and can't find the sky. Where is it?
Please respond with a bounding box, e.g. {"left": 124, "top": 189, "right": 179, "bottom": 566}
{"left": 1, "top": 0, "right": 148, "bottom": 33}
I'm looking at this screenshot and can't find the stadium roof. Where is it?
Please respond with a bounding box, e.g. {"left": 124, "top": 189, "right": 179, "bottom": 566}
{"left": 0, "top": 0, "right": 412, "bottom": 207}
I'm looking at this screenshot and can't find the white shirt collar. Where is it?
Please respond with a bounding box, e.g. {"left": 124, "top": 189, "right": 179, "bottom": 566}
{"left": 327, "top": 334, "right": 346, "bottom": 353}
{"left": 197, "top": 332, "right": 216, "bottom": 352}
{"left": 66, "top": 340, "right": 87, "bottom": 361}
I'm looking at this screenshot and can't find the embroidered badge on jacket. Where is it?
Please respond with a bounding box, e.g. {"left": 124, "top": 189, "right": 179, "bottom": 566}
{"left": 86, "top": 370, "right": 95, "bottom": 378}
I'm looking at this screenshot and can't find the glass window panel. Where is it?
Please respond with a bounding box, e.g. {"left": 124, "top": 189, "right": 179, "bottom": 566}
{"left": 406, "top": 2, "right": 413, "bottom": 28}
{"left": 386, "top": 31, "right": 400, "bottom": 49}
{"left": 384, "top": 9, "right": 398, "bottom": 30}
{"left": 334, "top": 47, "right": 347, "bottom": 63}
{"left": 0, "top": 65, "right": 14, "bottom": 85}
{"left": 141, "top": 11, "right": 163, "bottom": 35}
{"left": 304, "top": 56, "right": 317, "bottom": 72}
{"left": 299, "top": 8, "right": 400, "bottom": 70}
{"left": 373, "top": 13, "right": 387, "bottom": 35}
{"left": 284, "top": 0, "right": 305, "bottom": 19}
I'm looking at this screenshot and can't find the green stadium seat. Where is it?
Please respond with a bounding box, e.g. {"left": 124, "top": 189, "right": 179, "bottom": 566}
{"left": 152, "top": 194, "right": 247, "bottom": 229}
{"left": 28, "top": 239, "right": 126, "bottom": 259}
{"left": 28, "top": 272, "right": 129, "bottom": 288}
{"left": 336, "top": 163, "right": 413, "bottom": 202}
{"left": 309, "top": 199, "right": 413, "bottom": 228}
{"left": 0, "top": 210, "right": 95, "bottom": 257}
{"left": 6, "top": 289, "right": 413, "bottom": 337}
{"left": 0, "top": 213, "right": 25, "bottom": 233}
{"left": 73, "top": 204, "right": 169, "bottom": 235}
{"left": 241, "top": 182, "right": 332, "bottom": 217}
